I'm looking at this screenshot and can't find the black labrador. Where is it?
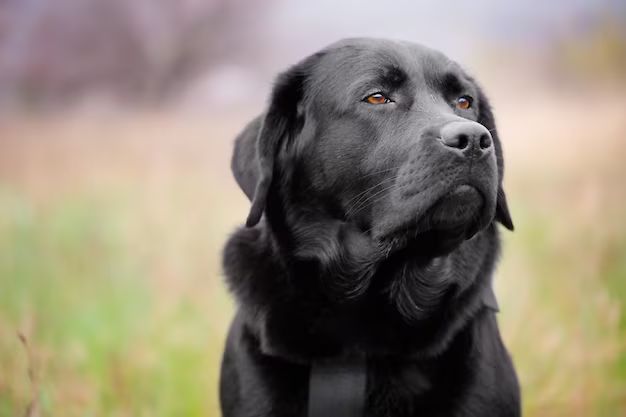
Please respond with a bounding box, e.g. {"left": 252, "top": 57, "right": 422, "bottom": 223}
{"left": 221, "top": 38, "right": 520, "bottom": 417}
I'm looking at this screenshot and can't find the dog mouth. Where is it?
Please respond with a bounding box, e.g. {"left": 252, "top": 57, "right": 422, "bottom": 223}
{"left": 377, "top": 185, "right": 486, "bottom": 256}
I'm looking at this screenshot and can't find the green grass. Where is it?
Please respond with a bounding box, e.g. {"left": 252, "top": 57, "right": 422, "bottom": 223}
{"left": 0, "top": 110, "right": 625, "bottom": 416}
{"left": 0, "top": 184, "right": 234, "bottom": 417}
{"left": 498, "top": 194, "right": 626, "bottom": 416}
{"left": 2, "top": 185, "right": 626, "bottom": 417}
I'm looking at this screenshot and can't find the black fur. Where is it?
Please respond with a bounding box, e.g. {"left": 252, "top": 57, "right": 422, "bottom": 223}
{"left": 221, "top": 38, "right": 520, "bottom": 417}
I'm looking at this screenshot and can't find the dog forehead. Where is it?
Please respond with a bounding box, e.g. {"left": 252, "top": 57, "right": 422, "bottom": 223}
{"left": 303, "top": 38, "right": 457, "bottom": 106}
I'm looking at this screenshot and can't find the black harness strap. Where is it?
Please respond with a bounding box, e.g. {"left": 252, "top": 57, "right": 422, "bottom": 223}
{"left": 308, "top": 356, "right": 367, "bottom": 417}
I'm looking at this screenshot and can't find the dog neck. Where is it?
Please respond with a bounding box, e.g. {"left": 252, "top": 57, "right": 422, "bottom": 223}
{"left": 223, "top": 218, "right": 500, "bottom": 364}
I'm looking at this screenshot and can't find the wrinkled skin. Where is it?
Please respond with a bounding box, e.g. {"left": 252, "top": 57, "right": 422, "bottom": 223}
{"left": 221, "top": 38, "right": 520, "bottom": 417}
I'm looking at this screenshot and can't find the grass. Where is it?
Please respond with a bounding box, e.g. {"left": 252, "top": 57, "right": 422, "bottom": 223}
{"left": 0, "top": 86, "right": 625, "bottom": 416}
{"left": 0, "top": 186, "right": 233, "bottom": 417}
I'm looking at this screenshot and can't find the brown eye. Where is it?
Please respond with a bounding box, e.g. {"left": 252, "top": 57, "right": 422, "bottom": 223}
{"left": 364, "top": 92, "right": 391, "bottom": 105}
{"left": 456, "top": 96, "right": 473, "bottom": 110}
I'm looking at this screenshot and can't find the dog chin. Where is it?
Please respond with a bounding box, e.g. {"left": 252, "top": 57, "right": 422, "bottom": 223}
{"left": 379, "top": 185, "right": 489, "bottom": 257}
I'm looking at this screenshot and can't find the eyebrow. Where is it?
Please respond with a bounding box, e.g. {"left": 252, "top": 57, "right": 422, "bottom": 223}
{"left": 439, "top": 72, "right": 465, "bottom": 95}
{"left": 373, "top": 65, "right": 408, "bottom": 90}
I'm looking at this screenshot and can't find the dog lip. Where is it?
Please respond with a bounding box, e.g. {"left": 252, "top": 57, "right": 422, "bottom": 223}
{"left": 427, "top": 184, "right": 485, "bottom": 234}
{"left": 432, "top": 184, "right": 484, "bottom": 218}
{"left": 375, "top": 183, "right": 486, "bottom": 248}
{"left": 449, "top": 184, "right": 478, "bottom": 194}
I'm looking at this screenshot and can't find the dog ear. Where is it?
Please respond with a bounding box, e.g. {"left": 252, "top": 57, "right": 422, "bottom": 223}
{"left": 495, "top": 187, "right": 514, "bottom": 231}
{"left": 232, "top": 54, "right": 321, "bottom": 227}
{"left": 476, "top": 88, "right": 514, "bottom": 231}
{"left": 231, "top": 116, "right": 264, "bottom": 202}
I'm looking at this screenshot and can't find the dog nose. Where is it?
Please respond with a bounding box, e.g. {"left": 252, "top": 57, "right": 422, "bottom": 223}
{"left": 440, "top": 121, "right": 492, "bottom": 157}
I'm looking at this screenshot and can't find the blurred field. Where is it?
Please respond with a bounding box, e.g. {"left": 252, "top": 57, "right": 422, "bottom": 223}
{"left": 0, "top": 113, "right": 246, "bottom": 417}
{"left": 1, "top": 80, "right": 626, "bottom": 417}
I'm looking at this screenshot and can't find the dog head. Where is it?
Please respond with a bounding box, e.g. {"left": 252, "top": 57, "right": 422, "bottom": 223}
{"left": 233, "top": 38, "right": 512, "bottom": 262}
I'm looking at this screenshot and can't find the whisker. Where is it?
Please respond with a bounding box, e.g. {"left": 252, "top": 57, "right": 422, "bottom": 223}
{"left": 358, "top": 165, "right": 402, "bottom": 179}
{"left": 360, "top": 177, "right": 447, "bottom": 236}
{"left": 352, "top": 184, "right": 397, "bottom": 215}
{"left": 346, "top": 165, "right": 406, "bottom": 204}
{"left": 346, "top": 180, "right": 399, "bottom": 217}
{"left": 344, "top": 176, "right": 398, "bottom": 214}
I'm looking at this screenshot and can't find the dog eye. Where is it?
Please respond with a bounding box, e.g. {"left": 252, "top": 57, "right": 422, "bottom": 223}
{"left": 456, "top": 96, "right": 473, "bottom": 110}
{"left": 364, "top": 92, "right": 392, "bottom": 105}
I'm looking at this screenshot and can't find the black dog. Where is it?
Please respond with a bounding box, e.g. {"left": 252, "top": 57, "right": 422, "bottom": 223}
{"left": 221, "top": 38, "right": 520, "bottom": 417}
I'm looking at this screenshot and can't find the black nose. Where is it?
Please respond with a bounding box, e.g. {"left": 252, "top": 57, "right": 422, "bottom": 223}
{"left": 439, "top": 121, "right": 492, "bottom": 157}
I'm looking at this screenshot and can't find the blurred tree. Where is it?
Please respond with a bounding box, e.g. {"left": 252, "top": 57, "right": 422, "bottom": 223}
{"left": 0, "top": 0, "right": 269, "bottom": 109}
{"left": 553, "top": 14, "right": 626, "bottom": 84}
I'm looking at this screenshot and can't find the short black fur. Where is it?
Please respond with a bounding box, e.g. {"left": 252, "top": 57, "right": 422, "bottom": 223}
{"left": 221, "top": 38, "right": 520, "bottom": 417}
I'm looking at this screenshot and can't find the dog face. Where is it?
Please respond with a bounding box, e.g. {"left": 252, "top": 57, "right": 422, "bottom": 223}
{"left": 234, "top": 38, "right": 512, "bottom": 260}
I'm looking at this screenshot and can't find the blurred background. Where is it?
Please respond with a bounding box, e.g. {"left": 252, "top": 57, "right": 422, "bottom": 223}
{"left": 1, "top": 0, "right": 625, "bottom": 416}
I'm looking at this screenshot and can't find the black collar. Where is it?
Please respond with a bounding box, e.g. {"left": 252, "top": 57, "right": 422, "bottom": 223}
{"left": 308, "top": 355, "right": 366, "bottom": 417}
{"left": 307, "top": 287, "right": 499, "bottom": 417}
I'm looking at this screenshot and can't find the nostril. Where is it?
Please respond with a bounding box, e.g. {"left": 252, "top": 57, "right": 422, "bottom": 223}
{"left": 457, "top": 134, "right": 469, "bottom": 150}
{"left": 441, "top": 133, "right": 470, "bottom": 150}
{"left": 439, "top": 122, "right": 492, "bottom": 153}
{"left": 479, "top": 134, "right": 492, "bottom": 149}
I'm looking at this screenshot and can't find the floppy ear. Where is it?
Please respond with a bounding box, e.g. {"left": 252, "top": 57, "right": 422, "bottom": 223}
{"left": 477, "top": 88, "right": 514, "bottom": 231}
{"left": 495, "top": 187, "right": 514, "bottom": 231}
{"left": 231, "top": 116, "right": 264, "bottom": 202}
{"left": 232, "top": 55, "right": 319, "bottom": 227}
